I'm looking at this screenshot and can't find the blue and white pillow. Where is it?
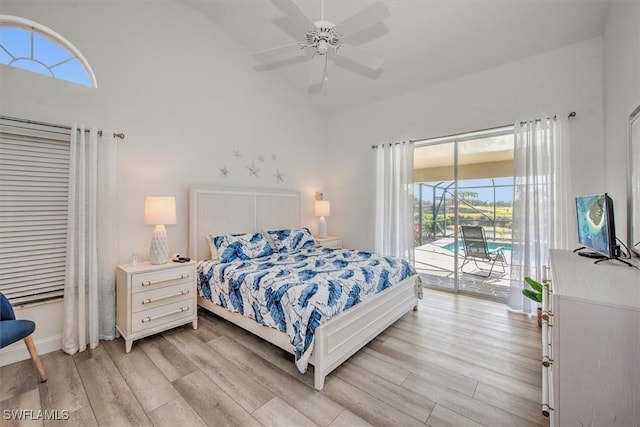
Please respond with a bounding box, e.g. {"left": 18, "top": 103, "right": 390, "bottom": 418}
{"left": 266, "top": 228, "right": 316, "bottom": 253}
{"left": 212, "top": 232, "right": 274, "bottom": 263}
{"left": 206, "top": 234, "right": 220, "bottom": 260}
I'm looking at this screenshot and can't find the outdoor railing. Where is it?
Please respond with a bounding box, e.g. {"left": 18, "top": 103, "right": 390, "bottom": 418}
{"left": 414, "top": 218, "right": 512, "bottom": 247}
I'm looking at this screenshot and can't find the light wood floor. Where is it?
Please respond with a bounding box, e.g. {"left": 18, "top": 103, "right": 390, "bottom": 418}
{"left": 0, "top": 288, "right": 547, "bottom": 427}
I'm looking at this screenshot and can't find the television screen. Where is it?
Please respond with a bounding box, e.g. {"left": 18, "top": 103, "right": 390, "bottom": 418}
{"left": 575, "top": 193, "right": 617, "bottom": 258}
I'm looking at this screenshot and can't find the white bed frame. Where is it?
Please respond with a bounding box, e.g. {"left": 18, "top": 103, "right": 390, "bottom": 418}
{"left": 188, "top": 185, "right": 419, "bottom": 390}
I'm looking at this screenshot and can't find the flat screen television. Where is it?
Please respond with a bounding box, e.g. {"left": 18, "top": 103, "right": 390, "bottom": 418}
{"left": 575, "top": 193, "right": 619, "bottom": 259}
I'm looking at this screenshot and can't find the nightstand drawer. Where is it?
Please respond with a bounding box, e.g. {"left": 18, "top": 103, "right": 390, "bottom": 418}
{"left": 132, "top": 265, "right": 193, "bottom": 293}
{"left": 316, "top": 237, "right": 342, "bottom": 249}
{"left": 131, "top": 282, "right": 193, "bottom": 313}
{"left": 322, "top": 239, "right": 342, "bottom": 249}
{"left": 132, "top": 299, "right": 194, "bottom": 333}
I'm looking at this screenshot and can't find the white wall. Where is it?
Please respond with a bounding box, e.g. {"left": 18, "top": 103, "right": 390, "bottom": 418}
{"left": 0, "top": 1, "right": 327, "bottom": 364}
{"left": 603, "top": 0, "right": 640, "bottom": 244}
{"left": 325, "top": 37, "right": 605, "bottom": 251}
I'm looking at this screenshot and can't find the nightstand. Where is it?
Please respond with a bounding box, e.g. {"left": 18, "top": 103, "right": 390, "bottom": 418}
{"left": 116, "top": 260, "right": 197, "bottom": 353}
{"left": 315, "top": 236, "right": 342, "bottom": 249}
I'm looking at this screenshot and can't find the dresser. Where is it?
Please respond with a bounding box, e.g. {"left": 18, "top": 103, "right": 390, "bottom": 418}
{"left": 543, "top": 250, "right": 640, "bottom": 426}
{"left": 116, "top": 261, "right": 198, "bottom": 352}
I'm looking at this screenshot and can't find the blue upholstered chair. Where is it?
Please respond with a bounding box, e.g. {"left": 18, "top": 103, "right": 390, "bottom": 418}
{"left": 0, "top": 293, "right": 47, "bottom": 382}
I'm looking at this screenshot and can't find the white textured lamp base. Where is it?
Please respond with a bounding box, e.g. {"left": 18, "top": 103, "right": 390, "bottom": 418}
{"left": 318, "top": 216, "right": 328, "bottom": 239}
{"left": 149, "top": 224, "right": 169, "bottom": 264}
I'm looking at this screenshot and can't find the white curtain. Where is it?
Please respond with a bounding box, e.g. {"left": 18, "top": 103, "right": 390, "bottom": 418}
{"left": 375, "top": 142, "right": 414, "bottom": 261}
{"left": 508, "top": 115, "right": 574, "bottom": 313}
{"left": 63, "top": 125, "right": 117, "bottom": 354}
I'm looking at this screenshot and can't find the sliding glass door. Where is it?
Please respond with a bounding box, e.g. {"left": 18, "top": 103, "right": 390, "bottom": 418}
{"left": 414, "top": 142, "right": 456, "bottom": 291}
{"left": 413, "top": 127, "right": 514, "bottom": 301}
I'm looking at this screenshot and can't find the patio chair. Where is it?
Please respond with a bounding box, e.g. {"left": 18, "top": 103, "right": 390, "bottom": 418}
{"left": 459, "top": 225, "right": 508, "bottom": 278}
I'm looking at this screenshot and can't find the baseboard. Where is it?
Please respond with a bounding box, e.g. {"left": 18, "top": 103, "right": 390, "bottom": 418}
{"left": 0, "top": 334, "right": 62, "bottom": 367}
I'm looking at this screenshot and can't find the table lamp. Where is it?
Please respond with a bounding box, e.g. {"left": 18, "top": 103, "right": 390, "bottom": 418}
{"left": 144, "top": 196, "right": 176, "bottom": 264}
{"left": 314, "top": 200, "right": 331, "bottom": 239}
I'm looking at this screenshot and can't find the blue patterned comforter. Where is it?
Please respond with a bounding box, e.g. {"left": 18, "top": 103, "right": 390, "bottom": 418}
{"left": 197, "top": 246, "right": 415, "bottom": 372}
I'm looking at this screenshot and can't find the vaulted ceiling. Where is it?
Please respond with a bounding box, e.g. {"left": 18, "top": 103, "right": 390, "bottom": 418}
{"left": 181, "top": 0, "right": 611, "bottom": 114}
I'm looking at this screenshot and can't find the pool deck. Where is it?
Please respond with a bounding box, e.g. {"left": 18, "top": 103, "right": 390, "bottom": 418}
{"left": 414, "top": 239, "right": 511, "bottom": 300}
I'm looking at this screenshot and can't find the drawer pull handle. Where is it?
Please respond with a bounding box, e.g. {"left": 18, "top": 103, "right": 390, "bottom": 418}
{"left": 141, "top": 290, "right": 189, "bottom": 305}
{"left": 541, "top": 317, "right": 552, "bottom": 366}
{"left": 141, "top": 274, "right": 190, "bottom": 287}
{"left": 141, "top": 306, "right": 189, "bottom": 323}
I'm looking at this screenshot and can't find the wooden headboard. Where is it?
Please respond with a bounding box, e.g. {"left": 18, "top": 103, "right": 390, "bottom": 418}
{"left": 188, "top": 185, "right": 300, "bottom": 261}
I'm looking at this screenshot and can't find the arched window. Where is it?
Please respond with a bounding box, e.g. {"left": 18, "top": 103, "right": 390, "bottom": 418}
{"left": 0, "top": 15, "right": 97, "bottom": 88}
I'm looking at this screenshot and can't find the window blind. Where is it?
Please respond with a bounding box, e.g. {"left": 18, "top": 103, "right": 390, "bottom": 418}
{"left": 0, "top": 119, "right": 71, "bottom": 305}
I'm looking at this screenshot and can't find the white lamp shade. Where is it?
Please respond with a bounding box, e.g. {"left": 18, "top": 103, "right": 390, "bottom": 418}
{"left": 144, "top": 197, "right": 176, "bottom": 225}
{"left": 314, "top": 200, "right": 331, "bottom": 217}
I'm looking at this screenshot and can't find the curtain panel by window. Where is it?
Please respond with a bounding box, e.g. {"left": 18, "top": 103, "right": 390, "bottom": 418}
{"left": 63, "top": 125, "right": 117, "bottom": 354}
{"left": 374, "top": 142, "right": 414, "bottom": 262}
{"left": 508, "top": 116, "right": 573, "bottom": 313}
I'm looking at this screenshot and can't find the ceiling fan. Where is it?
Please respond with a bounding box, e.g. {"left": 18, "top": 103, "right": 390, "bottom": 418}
{"left": 253, "top": 0, "right": 390, "bottom": 87}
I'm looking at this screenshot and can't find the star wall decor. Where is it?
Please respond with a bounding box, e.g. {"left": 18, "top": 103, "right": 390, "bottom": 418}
{"left": 247, "top": 161, "right": 260, "bottom": 177}
{"left": 222, "top": 149, "right": 284, "bottom": 182}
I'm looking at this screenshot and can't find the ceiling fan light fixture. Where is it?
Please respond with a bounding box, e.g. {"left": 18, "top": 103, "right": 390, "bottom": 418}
{"left": 317, "top": 39, "right": 329, "bottom": 54}
{"left": 254, "top": 0, "right": 390, "bottom": 88}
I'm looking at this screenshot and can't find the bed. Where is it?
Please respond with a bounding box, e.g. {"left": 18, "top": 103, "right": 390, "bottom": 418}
{"left": 188, "top": 185, "right": 421, "bottom": 390}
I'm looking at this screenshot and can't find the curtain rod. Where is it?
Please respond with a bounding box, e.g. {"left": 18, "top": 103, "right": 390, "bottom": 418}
{"left": 370, "top": 140, "right": 413, "bottom": 150}
{"left": 371, "top": 122, "right": 513, "bottom": 149}
{"left": 371, "top": 111, "right": 576, "bottom": 149}
{"left": 519, "top": 111, "right": 576, "bottom": 127}
{"left": 0, "top": 116, "right": 125, "bottom": 140}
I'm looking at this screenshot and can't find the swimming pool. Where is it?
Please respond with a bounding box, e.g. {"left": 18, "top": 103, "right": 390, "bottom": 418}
{"left": 443, "top": 241, "right": 512, "bottom": 255}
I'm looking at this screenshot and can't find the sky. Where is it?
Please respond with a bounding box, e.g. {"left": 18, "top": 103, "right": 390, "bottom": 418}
{"left": 0, "top": 26, "right": 92, "bottom": 87}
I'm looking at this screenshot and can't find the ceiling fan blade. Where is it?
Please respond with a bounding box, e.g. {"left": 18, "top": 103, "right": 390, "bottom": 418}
{"left": 336, "top": 44, "right": 384, "bottom": 70}
{"left": 308, "top": 54, "right": 326, "bottom": 86}
{"left": 253, "top": 43, "right": 304, "bottom": 63}
{"left": 271, "top": 0, "right": 315, "bottom": 32}
{"left": 333, "top": 2, "right": 390, "bottom": 36}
